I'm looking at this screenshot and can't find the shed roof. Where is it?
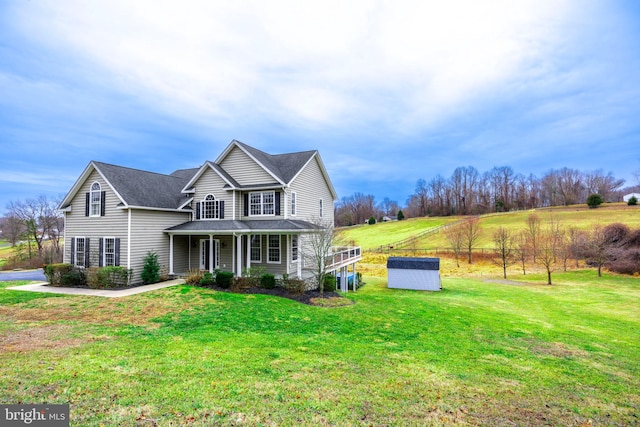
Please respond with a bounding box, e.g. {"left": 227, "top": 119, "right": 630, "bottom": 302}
{"left": 387, "top": 257, "right": 440, "bottom": 271}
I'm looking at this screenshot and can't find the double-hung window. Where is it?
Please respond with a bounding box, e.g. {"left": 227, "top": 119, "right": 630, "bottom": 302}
{"left": 103, "top": 237, "right": 115, "bottom": 266}
{"left": 75, "top": 237, "right": 86, "bottom": 267}
{"left": 268, "top": 235, "right": 281, "bottom": 263}
{"left": 291, "top": 235, "right": 299, "bottom": 262}
{"left": 250, "top": 235, "right": 262, "bottom": 262}
{"left": 250, "top": 191, "right": 275, "bottom": 216}
{"left": 90, "top": 183, "right": 101, "bottom": 216}
{"left": 291, "top": 192, "right": 297, "bottom": 216}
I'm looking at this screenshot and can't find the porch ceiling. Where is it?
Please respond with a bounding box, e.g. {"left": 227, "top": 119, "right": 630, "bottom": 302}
{"left": 165, "top": 219, "right": 317, "bottom": 235}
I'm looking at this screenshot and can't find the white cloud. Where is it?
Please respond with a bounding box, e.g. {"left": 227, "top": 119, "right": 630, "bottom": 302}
{"left": 13, "top": 0, "right": 577, "bottom": 132}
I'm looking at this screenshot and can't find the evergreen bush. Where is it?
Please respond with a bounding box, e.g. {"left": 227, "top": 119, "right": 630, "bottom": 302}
{"left": 200, "top": 272, "right": 216, "bottom": 286}
{"left": 216, "top": 271, "right": 234, "bottom": 289}
{"left": 323, "top": 274, "right": 337, "bottom": 292}
{"left": 260, "top": 273, "right": 277, "bottom": 289}
{"left": 586, "top": 194, "right": 603, "bottom": 208}
{"left": 141, "top": 251, "right": 161, "bottom": 284}
{"left": 628, "top": 196, "right": 638, "bottom": 206}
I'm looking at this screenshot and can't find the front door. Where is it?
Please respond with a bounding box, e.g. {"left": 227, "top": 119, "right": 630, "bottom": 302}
{"left": 199, "top": 239, "right": 220, "bottom": 271}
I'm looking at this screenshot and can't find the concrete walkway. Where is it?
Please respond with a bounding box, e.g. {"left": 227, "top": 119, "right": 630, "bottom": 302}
{"left": 6, "top": 279, "right": 185, "bottom": 298}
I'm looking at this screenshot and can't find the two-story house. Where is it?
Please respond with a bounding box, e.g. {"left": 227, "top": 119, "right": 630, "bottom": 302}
{"left": 58, "top": 140, "right": 361, "bottom": 287}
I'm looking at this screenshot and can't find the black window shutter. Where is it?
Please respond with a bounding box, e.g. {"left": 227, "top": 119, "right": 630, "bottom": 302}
{"left": 275, "top": 192, "right": 281, "bottom": 216}
{"left": 85, "top": 193, "right": 90, "bottom": 216}
{"left": 114, "top": 238, "right": 121, "bottom": 266}
{"left": 85, "top": 238, "right": 90, "bottom": 267}
{"left": 196, "top": 202, "right": 201, "bottom": 220}
{"left": 220, "top": 201, "right": 225, "bottom": 219}
{"left": 100, "top": 191, "right": 106, "bottom": 216}
{"left": 99, "top": 238, "right": 104, "bottom": 267}
{"left": 70, "top": 238, "right": 75, "bottom": 265}
{"left": 244, "top": 194, "right": 249, "bottom": 216}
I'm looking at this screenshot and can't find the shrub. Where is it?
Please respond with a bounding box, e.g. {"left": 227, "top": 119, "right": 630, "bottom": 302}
{"left": 216, "top": 271, "right": 234, "bottom": 289}
{"left": 61, "top": 269, "right": 86, "bottom": 287}
{"left": 629, "top": 196, "right": 638, "bottom": 206}
{"left": 260, "top": 273, "right": 277, "bottom": 289}
{"left": 93, "top": 266, "right": 133, "bottom": 289}
{"left": 586, "top": 194, "right": 603, "bottom": 208}
{"left": 283, "top": 277, "right": 306, "bottom": 295}
{"left": 141, "top": 251, "right": 161, "bottom": 285}
{"left": 200, "top": 271, "right": 216, "bottom": 286}
{"left": 185, "top": 269, "right": 204, "bottom": 286}
{"left": 603, "top": 223, "right": 630, "bottom": 247}
{"left": 368, "top": 216, "right": 376, "bottom": 225}
{"left": 397, "top": 210, "right": 405, "bottom": 220}
{"left": 44, "top": 263, "right": 73, "bottom": 286}
{"left": 242, "top": 266, "right": 266, "bottom": 287}
{"left": 323, "top": 274, "right": 337, "bottom": 292}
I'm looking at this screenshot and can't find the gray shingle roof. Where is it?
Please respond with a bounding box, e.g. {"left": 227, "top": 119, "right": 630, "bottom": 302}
{"left": 234, "top": 140, "right": 316, "bottom": 184}
{"left": 165, "top": 219, "right": 317, "bottom": 233}
{"left": 94, "top": 162, "right": 194, "bottom": 209}
{"left": 387, "top": 257, "right": 440, "bottom": 271}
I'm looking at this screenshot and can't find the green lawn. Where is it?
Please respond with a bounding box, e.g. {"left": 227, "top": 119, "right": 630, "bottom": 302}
{"left": 1, "top": 271, "right": 638, "bottom": 426}
{"left": 338, "top": 217, "right": 458, "bottom": 250}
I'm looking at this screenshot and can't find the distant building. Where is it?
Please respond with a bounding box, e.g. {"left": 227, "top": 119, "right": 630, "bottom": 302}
{"left": 623, "top": 193, "right": 640, "bottom": 202}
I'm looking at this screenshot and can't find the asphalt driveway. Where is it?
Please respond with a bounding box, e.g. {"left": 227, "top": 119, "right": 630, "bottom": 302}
{"left": 0, "top": 269, "right": 47, "bottom": 282}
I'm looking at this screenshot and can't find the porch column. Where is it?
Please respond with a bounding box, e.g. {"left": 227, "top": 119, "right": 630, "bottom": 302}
{"left": 236, "top": 234, "right": 242, "bottom": 276}
{"left": 246, "top": 235, "right": 251, "bottom": 271}
{"left": 341, "top": 266, "right": 348, "bottom": 292}
{"left": 169, "top": 233, "right": 174, "bottom": 275}
{"left": 208, "top": 235, "right": 214, "bottom": 273}
{"left": 353, "top": 262, "right": 358, "bottom": 291}
{"left": 297, "top": 237, "right": 303, "bottom": 278}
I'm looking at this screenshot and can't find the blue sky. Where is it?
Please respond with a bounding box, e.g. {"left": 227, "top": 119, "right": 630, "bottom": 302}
{"left": 1, "top": 0, "right": 639, "bottom": 213}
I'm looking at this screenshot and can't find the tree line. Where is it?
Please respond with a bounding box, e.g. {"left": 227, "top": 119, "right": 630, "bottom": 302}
{"left": 442, "top": 214, "right": 640, "bottom": 284}
{"left": 335, "top": 165, "right": 638, "bottom": 226}
{"left": 0, "top": 195, "right": 63, "bottom": 269}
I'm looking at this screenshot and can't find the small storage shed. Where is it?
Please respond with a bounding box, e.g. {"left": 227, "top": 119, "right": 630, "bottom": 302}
{"left": 387, "top": 257, "right": 441, "bottom": 291}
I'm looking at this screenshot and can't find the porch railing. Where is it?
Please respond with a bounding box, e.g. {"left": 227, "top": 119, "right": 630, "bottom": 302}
{"left": 326, "top": 246, "right": 362, "bottom": 271}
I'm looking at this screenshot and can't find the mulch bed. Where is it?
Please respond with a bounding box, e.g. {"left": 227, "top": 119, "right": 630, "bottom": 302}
{"left": 199, "top": 284, "right": 345, "bottom": 305}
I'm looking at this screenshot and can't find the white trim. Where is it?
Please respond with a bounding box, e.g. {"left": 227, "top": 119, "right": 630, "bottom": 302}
{"left": 74, "top": 236, "right": 87, "bottom": 268}
{"left": 250, "top": 235, "right": 262, "bottom": 263}
{"left": 249, "top": 191, "right": 276, "bottom": 216}
{"left": 267, "top": 234, "right": 281, "bottom": 264}
{"left": 102, "top": 236, "right": 116, "bottom": 267}
{"left": 291, "top": 234, "right": 299, "bottom": 262}
{"left": 201, "top": 194, "right": 222, "bottom": 220}
{"left": 177, "top": 197, "right": 194, "bottom": 210}
{"left": 181, "top": 161, "right": 237, "bottom": 193}
{"left": 117, "top": 205, "right": 191, "bottom": 213}
{"left": 127, "top": 209, "right": 132, "bottom": 269}
{"left": 89, "top": 181, "right": 101, "bottom": 217}
{"left": 216, "top": 140, "right": 285, "bottom": 185}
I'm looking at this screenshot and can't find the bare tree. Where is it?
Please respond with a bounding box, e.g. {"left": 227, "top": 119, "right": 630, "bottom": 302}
{"left": 443, "top": 222, "right": 465, "bottom": 267}
{"left": 5, "top": 195, "right": 63, "bottom": 259}
{"left": 461, "top": 216, "right": 482, "bottom": 264}
{"left": 536, "top": 218, "right": 564, "bottom": 285}
{"left": 302, "top": 218, "right": 337, "bottom": 296}
{"left": 492, "top": 226, "right": 514, "bottom": 279}
{"left": 512, "top": 230, "right": 529, "bottom": 275}
{"left": 577, "top": 224, "right": 609, "bottom": 277}
{"left": 526, "top": 214, "right": 541, "bottom": 263}
{"left": 0, "top": 215, "right": 26, "bottom": 246}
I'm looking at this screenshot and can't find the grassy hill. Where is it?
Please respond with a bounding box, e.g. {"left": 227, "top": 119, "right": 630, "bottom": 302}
{"left": 340, "top": 203, "right": 640, "bottom": 251}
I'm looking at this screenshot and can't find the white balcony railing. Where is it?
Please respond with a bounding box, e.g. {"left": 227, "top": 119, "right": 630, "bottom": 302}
{"left": 325, "top": 246, "right": 362, "bottom": 271}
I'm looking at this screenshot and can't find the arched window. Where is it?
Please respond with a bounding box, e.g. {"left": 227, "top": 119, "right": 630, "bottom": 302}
{"left": 202, "top": 194, "right": 219, "bottom": 219}
{"left": 90, "top": 182, "right": 101, "bottom": 216}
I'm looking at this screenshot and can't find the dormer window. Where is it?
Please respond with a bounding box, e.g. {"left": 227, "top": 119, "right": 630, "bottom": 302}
{"left": 90, "top": 182, "right": 101, "bottom": 216}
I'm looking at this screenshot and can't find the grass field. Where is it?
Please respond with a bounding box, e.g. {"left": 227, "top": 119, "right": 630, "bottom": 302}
{"left": 1, "top": 271, "right": 639, "bottom": 426}
{"left": 344, "top": 203, "right": 640, "bottom": 250}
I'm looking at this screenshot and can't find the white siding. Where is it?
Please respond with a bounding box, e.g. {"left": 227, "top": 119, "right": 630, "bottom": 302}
{"left": 63, "top": 170, "right": 128, "bottom": 267}
{"left": 388, "top": 269, "right": 441, "bottom": 291}
{"left": 288, "top": 156, "right": 335, "bottom": 226}
{"left": 219, "top": 146, "right": 275, "bottom": 186}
